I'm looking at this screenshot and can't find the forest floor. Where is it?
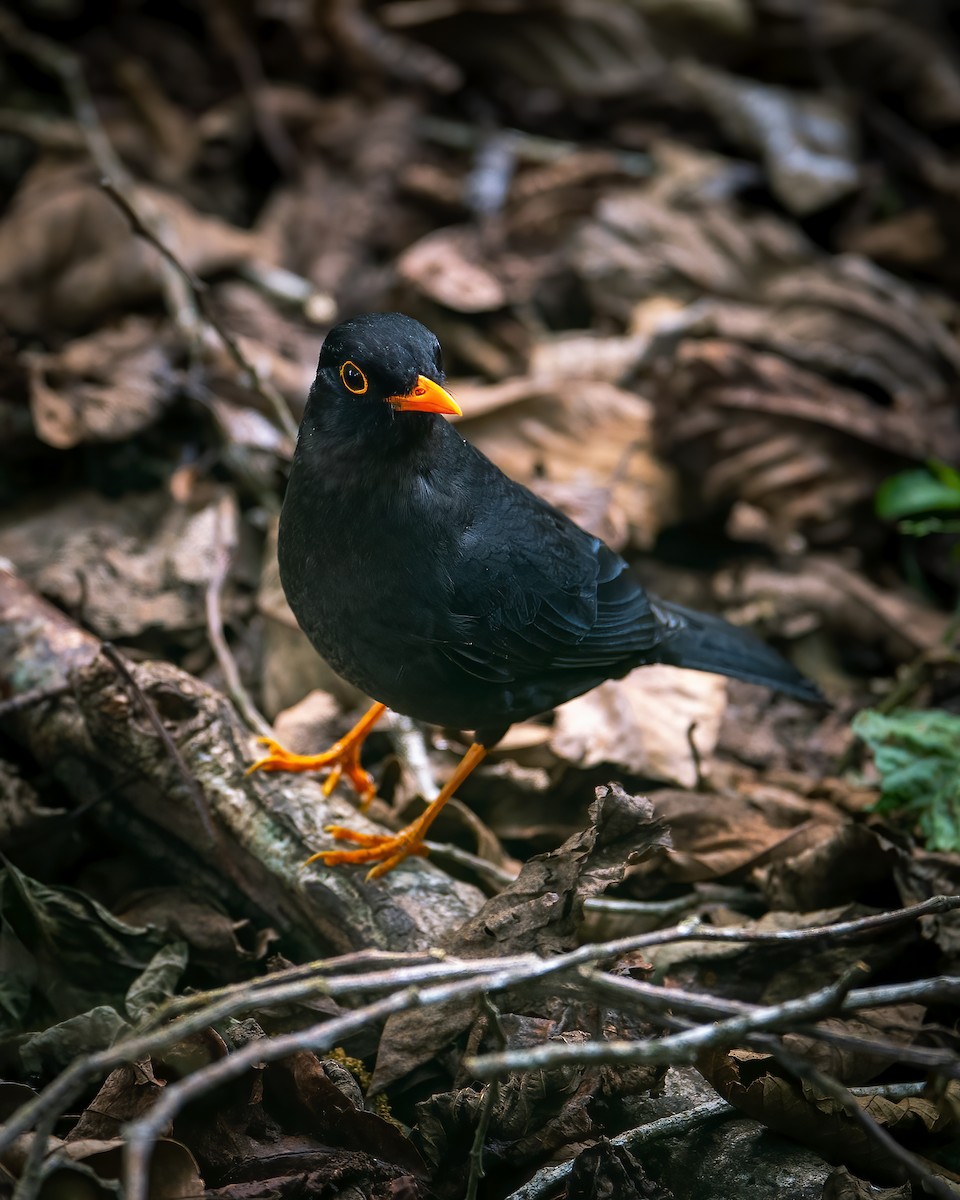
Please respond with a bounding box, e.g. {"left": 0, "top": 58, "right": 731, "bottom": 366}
{"left": 0, "top": 3, "right": 959, "bottom": 1198}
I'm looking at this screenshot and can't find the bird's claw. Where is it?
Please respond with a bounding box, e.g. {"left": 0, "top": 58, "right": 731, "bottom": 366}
{"left": 305, "top": 823, "right": 429, "bottom": 879}
{"left": 246, "top": 735, "right": 376, "bottom": 806}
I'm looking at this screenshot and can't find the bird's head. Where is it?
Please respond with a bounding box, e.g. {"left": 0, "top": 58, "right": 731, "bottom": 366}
{"left": 307, "top": 313, "right": 461, "bottom": 444}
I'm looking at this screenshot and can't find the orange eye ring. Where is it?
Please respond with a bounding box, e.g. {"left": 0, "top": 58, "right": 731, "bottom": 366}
{"left": 340, "top": 360, "right": 368, "bottom": 395}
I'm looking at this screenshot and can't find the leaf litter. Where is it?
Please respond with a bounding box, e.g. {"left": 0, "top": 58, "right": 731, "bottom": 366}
{"left": 0, "top": 3, "right": 959, "bottom": 1199}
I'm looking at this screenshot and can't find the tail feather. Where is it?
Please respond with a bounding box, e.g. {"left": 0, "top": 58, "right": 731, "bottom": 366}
{"left": 652, "top": 600, "right": 825, "bottom": 704}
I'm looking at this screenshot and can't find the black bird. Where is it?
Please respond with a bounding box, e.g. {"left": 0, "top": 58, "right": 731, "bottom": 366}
{"left": 252, "top": 312, "right": 822, "bottom": 877}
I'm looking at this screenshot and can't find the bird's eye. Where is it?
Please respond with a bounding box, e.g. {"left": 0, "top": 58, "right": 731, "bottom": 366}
{"left": 340, "top": 360, "right": 368, "bottom": 395}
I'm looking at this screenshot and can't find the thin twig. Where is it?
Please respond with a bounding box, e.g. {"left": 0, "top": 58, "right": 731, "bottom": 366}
{"left": 582, "top": 969, "right": 960, "bottom": 1075}
{"left": 466, "top": 996, "right": 506, "bottom": 1200}
{"left": 506, "top": 1083, "right": 932, "bottom": 1200}
{"left": 767, "top": 1039, "right": 960, "bottom": 1200}
{"left": 122, "top": 953, "right": 587, "bottom": 1200}
{"left": 99, "top": 643, "right": 217, "bottom": 846}
{"left": 204, "top": 495, "right": 272, "bottom": 736}
{"left": 0, "top": 682, "right": 71, "bottom": 719}
{"left": 467, "top": 964, "right": 870, "bottom": 1078}
{"left": 10, "top": 1110, "right": 56, "bottom": 1200}
{"left": 3, "top": 900, "right": 956, "bottom": 1181}
{"left": 505, "top": 1099, "right": 735, "bottom": 1200}
{"left": 99, "top": 179, "right": 299, "bottom": 443}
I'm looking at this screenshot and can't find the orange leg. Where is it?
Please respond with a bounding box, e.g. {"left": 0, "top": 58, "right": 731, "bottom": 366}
{"left": 308, "top": 741, "right": 487, "bottom": 880}
{"left": 247, "top": 702, "right": 387, "bottom": 808}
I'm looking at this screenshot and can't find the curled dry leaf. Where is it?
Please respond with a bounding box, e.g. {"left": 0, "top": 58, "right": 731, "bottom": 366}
{"left": 386, "top": 1, "right": 666, "bottom": 98}
{"left": 26, "top": 317, "right": 175, "bottom": 449}
{"left": 572, "top": 151, "right": 960, "bottom": 549}
{"left": 40, "top": 1138, "right": 203, "bottom": 1200}
{"left": 397, "top": 226, "right": 507, "bottom": 312}
{"left": 563, "top": 1138, "right": 669, "bottom": 1199}
{"left": 631, "top": 781, "right": 845, "bottom": 885}
{"left": 266, "top": 1051, "right": 426, "bottom": 1176}
{"left": 757, "top": 822, "right": 904, "bottom": 913}
{"left": 66, "top": 1063, "right": 164, "bottom": 1141}
{"left": 700, "top": 1045, "right": 951, "bottom": 1184}
{"left": 821, "top": 1166, "right": 911, "bottom": 1200}
{"left": 551, "top": 664, "right": 727, "bottom": 790}
{"left": 783, "top": 1003, "right": 927, "bottom": 1086}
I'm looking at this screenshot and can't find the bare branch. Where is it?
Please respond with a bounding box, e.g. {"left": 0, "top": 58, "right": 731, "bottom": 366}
{"left": 467, "top": 963, "right": 869, "bottom": 1078}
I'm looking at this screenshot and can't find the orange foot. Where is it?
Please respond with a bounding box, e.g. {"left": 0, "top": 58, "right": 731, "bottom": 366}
{"left": 306, "top": 742, "right": 488, "bottom": 880}
{"left": 246, "top": 702, "right": 386, "bottom": 808}
{"left": 307, "top": 823, "right": 431, "bottom": 880}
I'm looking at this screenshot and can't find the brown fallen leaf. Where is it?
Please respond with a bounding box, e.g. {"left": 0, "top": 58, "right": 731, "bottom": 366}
{"left": 571, "top": 143, "right": 960, "bottom": 550}
{"left": 53, "top": 1137, "right": 203, "bottom": 1199}
{"left": 381, "top": 0, "right": 665, "bottom": 98}
{"left": 266, "top": 1051, "right": 426, "bottom": 1176}
{"left": 0, "top": 489, "right": 240, "bottom": 641}
{"left": 757, "top": 822, "right": 903, "bottom": 913}
{"left": 0, "top": 164, "right": 263, "bottom": 334}
{"left": 67, "top": 1063, "right": 164, "bottom": 1142}
{"left": 631, "top": 782, "right": 844, "bottom": 885}
{"left": 783, "top": 1003, "right": 927, "bottom": 1086}
{"left": 551, "top": 664, "right": 727, "bottom": 790}
{"left": 822, "top": 1165, "right": 911, "bottom": 1200}
{"left": 26, "top": 317, "right": 176, "bottom": 449}
{"left": 562, "top": 1137, "right": 670, "bottom": 1199}
{"left": 397, "top": 225, "right": 507, "bottom": 312}
{"left": 701, "top": 1046, "right": 954, "bottom": 1185}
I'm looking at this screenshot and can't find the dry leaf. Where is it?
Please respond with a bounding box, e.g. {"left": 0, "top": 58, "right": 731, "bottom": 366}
{"left": 634, "top": 783, "right": 844, "bottom": 883}
{"left": 397, "top": 226, "right": 507, "bottom": 312}
{"left": 551, "top": 664, "right": 727, "bottom": 789}
{"left": 27, "top": 317, "right": 175, "bottom": 448}
{"left": 0, "top": 165, "right": 262, "bottom": 334}
{"left": 677, "top": 61, "right": 860, "bottom": 214}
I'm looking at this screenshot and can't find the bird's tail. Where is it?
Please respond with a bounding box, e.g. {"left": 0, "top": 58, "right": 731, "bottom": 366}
{"left": 652, "top": 599, "right": 825, "bottom": 704}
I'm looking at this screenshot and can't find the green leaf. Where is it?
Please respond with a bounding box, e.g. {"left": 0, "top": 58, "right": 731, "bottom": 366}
{"left": 125, "top": 940, "right": 189, "bottom": 1024}
{"left": 853, "top": 708, "right": 960, "bottom": 851}
{"left": 876, "top": 470, "right": 960, "bottom": 520}
{"left": 18, "top": 1006, "right": 130, "bottom": 1077}
{"left": 0, "top": 863, "right": 188, "bottom": 1037}
{"left": 928, "top": 459, "right": 960, "bottom": 493}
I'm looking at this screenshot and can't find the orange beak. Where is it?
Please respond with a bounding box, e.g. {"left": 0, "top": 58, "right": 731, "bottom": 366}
{"left": 386, "top": 375, "right": 462, "bottom": 417}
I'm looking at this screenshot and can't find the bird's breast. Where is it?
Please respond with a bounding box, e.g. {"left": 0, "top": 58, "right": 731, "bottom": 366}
{"left": 277, "top": 462, "right": 464, "bottom": 698}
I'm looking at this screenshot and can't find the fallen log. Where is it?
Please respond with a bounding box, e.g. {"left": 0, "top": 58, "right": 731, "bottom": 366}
{"left": 0, "top": 566, "right": 483, "bottom": 955}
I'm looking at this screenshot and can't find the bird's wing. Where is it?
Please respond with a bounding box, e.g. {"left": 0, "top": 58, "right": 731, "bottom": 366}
{"left": 439, "top": 482, "right": 668, "bottom": 684}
